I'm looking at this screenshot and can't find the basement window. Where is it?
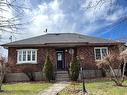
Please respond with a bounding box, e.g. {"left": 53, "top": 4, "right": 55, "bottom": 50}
{"left": 94, "top": 47, "right": 108, "bottom": 61}
{"left": 17, "top": 49, "right": 37, "bottom": 64}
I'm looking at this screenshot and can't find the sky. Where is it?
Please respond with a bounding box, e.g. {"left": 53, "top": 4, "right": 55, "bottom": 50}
{"left": 0, "top": 0, "right": 127, "bottom": 55}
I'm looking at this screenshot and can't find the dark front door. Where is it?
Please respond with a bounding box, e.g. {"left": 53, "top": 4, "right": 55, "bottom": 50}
{"left": 56, "top": 51, "right": 64, "bottom": 70}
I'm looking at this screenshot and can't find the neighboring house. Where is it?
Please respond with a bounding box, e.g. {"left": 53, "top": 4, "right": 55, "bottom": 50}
{"left": 1, "top": 33, "right": 124, "bottom": 82}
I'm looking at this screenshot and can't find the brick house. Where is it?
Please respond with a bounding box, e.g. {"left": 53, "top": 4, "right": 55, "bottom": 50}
{"left": 2, "top": 33, "right": 124, "bottom": 82}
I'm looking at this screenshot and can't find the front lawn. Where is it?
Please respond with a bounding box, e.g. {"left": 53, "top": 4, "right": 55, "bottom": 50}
{"left": 0, "top": 82, "right": 52, "bottom": 95}
{"left": 59, "top": 80, "right": 127, "bottom": 95}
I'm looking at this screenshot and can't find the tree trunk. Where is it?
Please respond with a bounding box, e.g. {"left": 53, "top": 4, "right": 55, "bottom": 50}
{"left": 0, "top": 78, "right": 3, "bottom": 92}
{"left": 121, "top": 58, "right": 126, "bottom": 83}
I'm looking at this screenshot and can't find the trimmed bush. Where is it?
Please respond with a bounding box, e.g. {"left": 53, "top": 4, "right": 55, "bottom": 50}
{"left": 69, "top": 57, "right": 80, "bottom": 81}
{"left": 43, "top": 53, "right": 54, "bottom": 82}
{"left": 101, "top": 68, "right": 106, "bottom": 77}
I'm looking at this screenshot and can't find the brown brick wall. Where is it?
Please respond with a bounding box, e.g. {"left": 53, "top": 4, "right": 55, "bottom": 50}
{"left": 77, "top": 46, "right": 96, "bottom": 69}
{"left": 64, "top": 48, "right": 77, "bottom": 69}
{"left": 8, "top": 45, "right": 120, "bottom": 73}
{"left": 108, "top": 45, "right": 120, "bottom": 54}
{"left": 8, "top": 47, "right": 56, "bottom": 73}
{"left": 77, "top": 46, "right": 120, "bottom": 69}
{"left": 108, "top": 46, "right": 120, "bottom": 69}
{"left": 64, "top": 50, "right": 72, "bottom": 69}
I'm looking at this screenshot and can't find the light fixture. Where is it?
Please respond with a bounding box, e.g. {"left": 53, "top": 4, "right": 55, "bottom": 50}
{"left": 65, "top": 49, "right": 68, "bottom": 52}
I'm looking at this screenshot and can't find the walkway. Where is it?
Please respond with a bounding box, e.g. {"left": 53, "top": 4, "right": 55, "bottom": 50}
{"left": 38, "top": 82, "right": 70, "bottom": 95}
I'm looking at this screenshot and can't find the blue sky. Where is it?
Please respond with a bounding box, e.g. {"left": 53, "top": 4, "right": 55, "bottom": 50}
{"left": 20, "top": 0, "right": 127, "bottom": 40}
{"left": 0, "top": 0, "right": 127, "bottom": 43}
{"left": 0, "top": 0, "right": 127, "bottom": 56}
{"left": 92, "top": 19, "right": 127, "bottom": 39}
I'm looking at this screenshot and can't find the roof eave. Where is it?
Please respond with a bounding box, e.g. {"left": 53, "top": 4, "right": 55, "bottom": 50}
{"left": 1, "top": 42, "right": 124, "bottom": 49}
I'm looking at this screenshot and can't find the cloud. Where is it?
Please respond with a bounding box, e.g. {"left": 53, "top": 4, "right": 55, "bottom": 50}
{"left": 24, "top": 0, "right": 68, "bottom": 37}
{"left": 105, "top": 7, "right": 127, "bottom": 22}
{"left": 1, "top": 0, "right": 127, "bottom": 42}
{"left": 80, "top": 0, "right": 127, "bottom": 32}
{"left": 24, "top": 0, "right": 127, "bottom": 37}
{"left": 0, "top": 0, "right": 127, "bottom": 56}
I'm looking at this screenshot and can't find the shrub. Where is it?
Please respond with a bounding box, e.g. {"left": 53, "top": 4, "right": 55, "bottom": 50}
{"left": 0, "top": 56, "right": 7, "bottom": 92}
{"left": 24, "top": 72, "right": 35, "bottom": 81}
{"left": 43, "top": 53, "right": 54, "bottom": 82}
{"left": 69, "top": 57, "right": 80, "bottom": 81}
{"left": 101, "top": 68, "right": 106, "bottom": 77}
{"left": 97, "top": 49, "right": 127, "bottom": 86}
{"left": 23, "top": 68, "right": 35, "bottom": 81}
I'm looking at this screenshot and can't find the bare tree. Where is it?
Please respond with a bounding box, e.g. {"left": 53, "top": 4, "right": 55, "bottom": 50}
{"left": 97, "top": 49, "right": 127, "bottom": 86}
{"left": 0, "top": 0, "right": 30, "bottom": 35}
{"left": 120, "top": 49, "right": 127, "bottom": 79}
{"left": 0, "top": 56, "right": 6, "bottom": 92}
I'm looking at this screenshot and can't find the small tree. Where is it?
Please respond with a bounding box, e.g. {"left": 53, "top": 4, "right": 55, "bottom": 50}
{"left": 0, "top": 56, "right": 6, "bottom": 92}
{"left": 43, "top": 53, "right": 54, "bottom": 82}
{"left": 69, "top": 57, "right": 80, "bottom": 81}
{"left": 97, "top": 49, "right": 127, "bottom": 86}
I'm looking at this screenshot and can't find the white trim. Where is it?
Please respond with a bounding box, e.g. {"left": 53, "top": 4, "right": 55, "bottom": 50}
{"left": 17, "top": 49, "right": 38, "bottom": 51}
{"left": 94, "top": 47, "right": 108, "bottom": 61}
{"left": 17, "top": 49, "right": 37, "bottom": 64}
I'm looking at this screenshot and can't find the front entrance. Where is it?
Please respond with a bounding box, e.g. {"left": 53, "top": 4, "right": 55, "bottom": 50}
{"left": 56, "top": 50, "right": 64, "bottom": 70}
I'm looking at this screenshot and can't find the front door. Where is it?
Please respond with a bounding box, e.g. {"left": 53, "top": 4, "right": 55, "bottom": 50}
{"left": 56, "top": 51, "right": 64, "bottom": 70}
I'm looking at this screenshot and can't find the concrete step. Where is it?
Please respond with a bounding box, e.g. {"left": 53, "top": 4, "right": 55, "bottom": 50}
{"left": 56, "top": 79, "right": 70, "bottom": 81}
{"left": 56, "top": 76, "right": 69, "bottom": 79}
{"left": 56, "top": 74, "right": 69, "bottom": 76}
{"left": 56, "top": 70, "right": 70, "bottom": 81}
{"left": 56, "top": 71, "right": 68, "bottom": 74}
{"left": 56, "top": 77, "right": 70, "bottom": 81}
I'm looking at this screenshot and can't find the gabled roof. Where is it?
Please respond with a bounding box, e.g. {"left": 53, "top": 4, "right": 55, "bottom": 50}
{"left": 1, "top": 33, "right": 124, "bottom": 47}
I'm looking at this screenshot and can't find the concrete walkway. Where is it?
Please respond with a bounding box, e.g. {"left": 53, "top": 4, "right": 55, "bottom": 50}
{"left": 38, "top": 82, "right": 70, "bottom": 95}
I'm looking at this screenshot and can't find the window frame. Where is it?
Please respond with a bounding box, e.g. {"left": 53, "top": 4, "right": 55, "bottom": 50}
{"left": 94, "top": 47, "right": 108, "bottom": 61}
{"left": 17, "top": 49, "right": 37, "bottom": 64}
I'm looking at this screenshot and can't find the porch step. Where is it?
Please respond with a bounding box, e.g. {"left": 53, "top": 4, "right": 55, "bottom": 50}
{"left": 56, "top": 70, "right": 70, "bottom": 81}
{"left": 56, "top": 70, "right": 68, "bottom": 74}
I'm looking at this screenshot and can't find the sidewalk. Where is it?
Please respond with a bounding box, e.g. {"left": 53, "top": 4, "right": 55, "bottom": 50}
{"left": 38, "top": 82, "right": 69, "bottom": 95}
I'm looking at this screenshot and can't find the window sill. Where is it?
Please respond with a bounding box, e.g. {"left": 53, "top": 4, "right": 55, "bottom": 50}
{"left": 95, "top": 59, "right": 103, "bottom": 63}
{"left": 16, "top": 62, "right": 37, "bottom": 65}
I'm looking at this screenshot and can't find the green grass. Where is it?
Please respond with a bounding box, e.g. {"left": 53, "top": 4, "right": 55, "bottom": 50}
{"left": 0, "top": 82, "right": 52, "bottom": 95}
{"left": 59, "top": 80, "right": 127, "bottom": 95}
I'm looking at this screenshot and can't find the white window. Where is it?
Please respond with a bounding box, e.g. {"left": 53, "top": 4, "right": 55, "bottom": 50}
{"left": 32, "top": 51, "right": 36, "bottom": 61}
{"left": 57, "top": 53, "right": 62, "bottom": 61}
{"left": 17, "top": 49, "right": 37, "bottom": 64}
{"left": 18, "top": 51, "right": 22, "bottom": 61}
{"left": 94, "top": 47, "right": 108, "bottom": 61}
{"left": 23, "top": 51, "right": 26, "bottom": 61}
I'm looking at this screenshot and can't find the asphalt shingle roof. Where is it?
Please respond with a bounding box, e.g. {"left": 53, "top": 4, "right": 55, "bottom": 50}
{"left": 2, "top": 33, "right": 122, "bottom": 47}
